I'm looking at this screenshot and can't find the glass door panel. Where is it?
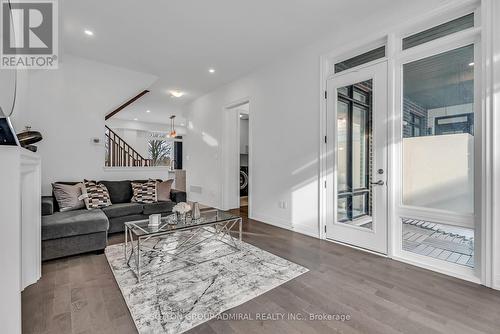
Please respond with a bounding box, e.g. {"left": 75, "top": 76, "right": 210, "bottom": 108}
{"left": 336, "top": 80, "right": 373, "bottom": 230}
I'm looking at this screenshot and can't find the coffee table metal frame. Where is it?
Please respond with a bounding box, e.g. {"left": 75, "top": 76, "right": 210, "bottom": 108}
{"left": 124, "top": 213, "right": 242, "bottom": 282}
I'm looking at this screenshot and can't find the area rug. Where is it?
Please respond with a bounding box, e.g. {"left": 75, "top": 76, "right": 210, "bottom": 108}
{"left": 105, "top": 229, "right": 308, "bottom": 334}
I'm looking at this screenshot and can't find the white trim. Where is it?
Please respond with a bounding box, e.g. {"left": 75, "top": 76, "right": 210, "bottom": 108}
{"left": 480, "top": 0, "right": 495, "bottom": 289}
{"left": 325, "top": 238, "right": 388, "bottom": 258}
{"left": 387, "top": 32, "right": 397, "bottom": 258}
{"left": 395, "top": 28, "right": 479, "bottom": 64}
{"left": 392, "top": 253, "right": 480, "bottom": 284}
{"left": 397, "top": 1, "right": 480, "bottom": 42}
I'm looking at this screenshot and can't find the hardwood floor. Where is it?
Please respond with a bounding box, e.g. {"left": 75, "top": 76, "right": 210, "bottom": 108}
{"left": 23, "top": 208, "right": 500, "bottom": 334}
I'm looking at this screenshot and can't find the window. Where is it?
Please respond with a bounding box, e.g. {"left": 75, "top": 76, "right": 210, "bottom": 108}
{"left": 402, "top": 13, "right": 474, "bottom": 50}
{"left": 334, "top": 46, "right": 386, "bottom": 73}
{"left": 148, "top": 139, "right": 174, "bottom": 166}
{"left": 435, "top": 113, "right": 474, "bottom": 135}
{"left": 404, "top": 113, "right": 426, "bottom": 137}
{"left": 402, "top": 44, "right": 474, "bottom": 214}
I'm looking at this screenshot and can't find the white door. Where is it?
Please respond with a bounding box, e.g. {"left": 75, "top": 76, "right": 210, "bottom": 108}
{"left": 326, "top": 61, "right": 388, "bottom": 254}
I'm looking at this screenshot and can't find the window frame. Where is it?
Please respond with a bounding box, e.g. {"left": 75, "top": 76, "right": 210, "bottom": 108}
{"left": 391, "top": 15, "right": 482, "bottom": 281}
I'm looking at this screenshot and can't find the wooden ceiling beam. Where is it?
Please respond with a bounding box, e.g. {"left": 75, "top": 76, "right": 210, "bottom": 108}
{"left": 105, "top": 89, "right": 150, "bottom": 121}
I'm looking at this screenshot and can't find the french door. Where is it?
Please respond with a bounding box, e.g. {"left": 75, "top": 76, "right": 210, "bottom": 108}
{"left": 326, "top": 61, "right": 388, "bottom": 254}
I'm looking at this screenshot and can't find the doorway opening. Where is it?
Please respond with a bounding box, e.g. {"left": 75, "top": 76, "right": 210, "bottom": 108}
{"left": 222, "top": 100, "right": 251, "bottom": 216}
{"left": 239, "top": 108, "right": 249, "bottom": 209}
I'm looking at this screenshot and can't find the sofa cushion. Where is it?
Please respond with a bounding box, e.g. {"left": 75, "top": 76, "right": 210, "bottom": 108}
{"left": 42, "top": 209, "right": 109, "bottom": 241}
{"left": 108, "top": 214, "right": 149, "bottom": 234}
{"left": 99, "top": 180, "right": 133, "bottom": 204}
{"left": 143, "top": 201, "right": 175, "bottom": 215}
{"left": 101, "top": 202, "right": 144, "bottom": 219}
{"left": 42, "top": 196, "right": 55, "bottom": 216}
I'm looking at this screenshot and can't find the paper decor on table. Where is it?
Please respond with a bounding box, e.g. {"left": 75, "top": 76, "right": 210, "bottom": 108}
{"left": 148, "top": 214, "right": 161, "bottom": 228}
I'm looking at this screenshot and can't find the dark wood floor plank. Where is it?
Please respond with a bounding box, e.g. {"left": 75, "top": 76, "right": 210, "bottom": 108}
{"left": 22, "top": 207, "right": 500, "bottom": 334}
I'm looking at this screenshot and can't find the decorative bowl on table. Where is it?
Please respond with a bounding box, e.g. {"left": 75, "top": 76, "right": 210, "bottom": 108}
{"left": 172, "top": 202, "right": 191, "bottom": 223}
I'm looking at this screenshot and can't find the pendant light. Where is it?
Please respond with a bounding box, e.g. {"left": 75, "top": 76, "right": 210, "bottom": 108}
{"left": 169, "top": 115, "right": 177, "bottom": 138}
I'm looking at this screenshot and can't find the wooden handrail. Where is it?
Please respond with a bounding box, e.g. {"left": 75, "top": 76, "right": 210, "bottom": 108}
{"left": 105, "top": 125, "right": 151, "bottom": 167}
{"left": 105, "top": 90, "right": 150, "bottom": 121}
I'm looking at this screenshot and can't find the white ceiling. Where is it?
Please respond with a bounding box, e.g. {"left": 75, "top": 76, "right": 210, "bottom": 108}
{"left": 63, "top": 0, "right": 448, "bottom": 124}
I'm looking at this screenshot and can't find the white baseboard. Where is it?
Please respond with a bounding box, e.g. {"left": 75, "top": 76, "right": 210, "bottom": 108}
{"left": 494, "top": 275, "right": 500, "bottom": 290}
{"left": 391, "top": 254, "right": 481, "bottom": 285}
{"left": 251, "top": 212, "right": 292, "bottom": 229}
{"left": 251, "top": 212, "right": 319, "bottom": 238}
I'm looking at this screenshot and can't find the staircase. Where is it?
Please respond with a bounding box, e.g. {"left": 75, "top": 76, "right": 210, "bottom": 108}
{"left": 105, "top": 125, "right": 152, "bottom": 167}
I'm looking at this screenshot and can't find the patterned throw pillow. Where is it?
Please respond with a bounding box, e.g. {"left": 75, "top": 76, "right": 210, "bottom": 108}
{"left": 82, "top": 180, "right": 112, "bottom": 209}
{"left": 131, "top": 179, "right": 157, "bottom": 204}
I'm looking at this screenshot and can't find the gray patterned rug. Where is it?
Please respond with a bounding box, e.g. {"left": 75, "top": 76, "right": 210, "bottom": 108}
{"left": 105, "top": 229, "right": 308, "bottom": 334}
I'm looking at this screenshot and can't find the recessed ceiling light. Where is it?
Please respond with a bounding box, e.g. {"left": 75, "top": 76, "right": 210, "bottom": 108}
{"left": 134, "top": 118, "right": 138, "bottom": 121}
{"left": 180, "top": 123, "right": 185, "bottom": 126}
{"left": 469, "top": 62, "right": 475, "bottom": 66}
{"left": 146, "top": 110, "right": 151, "bottom": 113}
{"left": 84, "top": 29, "right": 94, "bottom": 36}
{"left": 208, "top": 68, "right": 215, "bottom": 73}
{"left": 169, "top": 90, "right": 185, "bottom": 98}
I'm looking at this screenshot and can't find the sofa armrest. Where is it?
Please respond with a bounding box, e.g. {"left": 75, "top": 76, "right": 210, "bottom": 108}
{"left": 42, "top": 196, "right": 55, "bottom": 216}
{"left": 170, "top": 189, "right": 186, "bottom": 203}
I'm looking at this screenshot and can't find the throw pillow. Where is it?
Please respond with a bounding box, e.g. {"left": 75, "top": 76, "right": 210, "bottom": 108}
{"left": 82, "top": 180, "right": 112, "bottom": 209}
{"left": 52, "top": 183, "right": 85, "bottom": 212}
{"left": 156, "top": 179, "right": 174, "bottom": 202}
{"left": 131, "top": 179, "right": 157, "bottom": 203}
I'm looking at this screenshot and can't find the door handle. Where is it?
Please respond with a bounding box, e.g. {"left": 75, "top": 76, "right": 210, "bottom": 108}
{"left": 371, "top": 180, "right": 384, "bottom": 186}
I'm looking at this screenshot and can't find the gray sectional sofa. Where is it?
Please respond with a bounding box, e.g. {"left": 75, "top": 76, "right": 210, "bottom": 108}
{"left": 41, "top": 180, "right": 186, "bottom": 261}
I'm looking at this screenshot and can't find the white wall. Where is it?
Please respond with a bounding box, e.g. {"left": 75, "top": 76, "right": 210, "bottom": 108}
{"left": 185, "top": 11, "right": 429, "bottom": 237}
{"left": 111, "top": 128, "right": 150, "bottom": 157}
{"left": 186, "top": 46, "right": 324, "bottom": 236}
{"left": 402, "top": 134, "right": 474, "bottom": 217}
{"left": 10, "top": 55, "right": 176, "bottom": 195}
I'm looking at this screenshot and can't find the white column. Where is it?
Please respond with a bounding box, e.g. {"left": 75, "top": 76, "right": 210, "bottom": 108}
{"left": 0, "top": 147, "right": 41, "bottom": 334}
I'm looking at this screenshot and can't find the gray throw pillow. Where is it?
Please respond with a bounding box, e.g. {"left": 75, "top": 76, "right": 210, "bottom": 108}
{"left": 52, "top": 183, "right": 85, "bottom": 212}
{"left": 156, "top": 179, "right": 174, "bottom": 202}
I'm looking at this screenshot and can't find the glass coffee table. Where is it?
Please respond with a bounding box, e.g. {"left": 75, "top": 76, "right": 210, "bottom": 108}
{"left": 124, "top": 209, "right": 242, "bottom": 282}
